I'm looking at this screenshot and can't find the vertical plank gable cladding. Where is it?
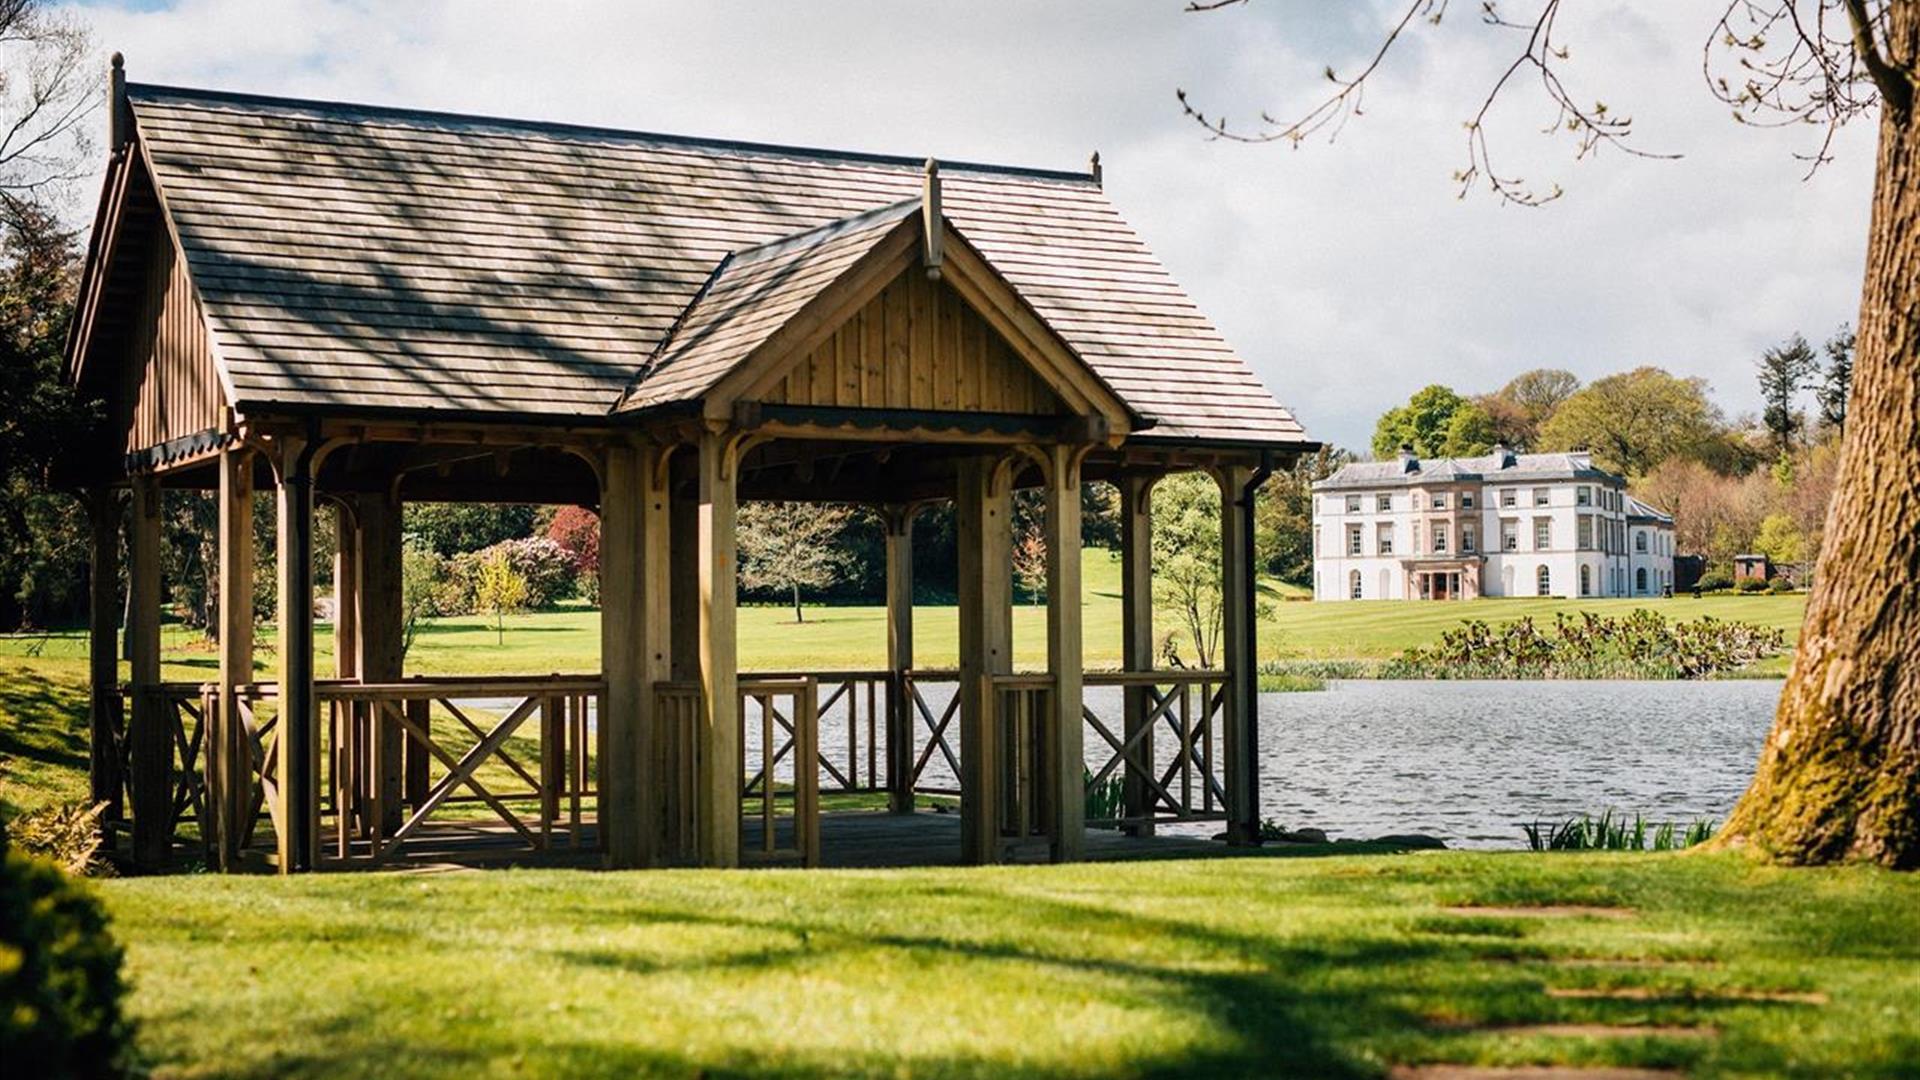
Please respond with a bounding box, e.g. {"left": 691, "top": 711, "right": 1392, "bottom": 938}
{"left": 765, "top": 272, "right": 1059, "bottom": 414}
{"left": 121, "top": 224, "right": 227, "bottom": 459}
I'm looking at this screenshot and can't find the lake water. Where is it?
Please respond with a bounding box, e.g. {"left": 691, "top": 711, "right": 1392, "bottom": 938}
{"left": 1251, "top": 679, "right": 1782, "bottom": 848}
{"left": 883, "top": 679, "right": 1782, "bottom": 850}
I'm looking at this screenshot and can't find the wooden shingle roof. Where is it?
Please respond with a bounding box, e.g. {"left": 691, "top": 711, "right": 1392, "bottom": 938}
{"left": 116, "top": 83, "right": 1311, "bottom": 447}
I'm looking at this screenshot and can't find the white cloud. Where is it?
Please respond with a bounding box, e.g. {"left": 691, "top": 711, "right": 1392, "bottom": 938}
{"left": 65, "top": 0, "right": 1875, "bottom": 449}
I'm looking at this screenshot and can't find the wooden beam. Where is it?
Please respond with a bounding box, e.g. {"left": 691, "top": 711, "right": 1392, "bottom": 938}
{"left": 332, "top": 501, "right": 359, "bottom": 681}
{"left": 85, "top": 488, "right": 123, "bottom": 827}
{"left": 669, "top": 456, "right": 699, "bottom": 683}
{"left": 694, "top": 429, "right": 740, "bottom": 868}
{"left": 1117, "top": 473, "right": 1156, "bottom": 836}
{"left": 213, "top": 450, "right": 254, "bottom": 870}
{"left": 127, "top": 474, "right": 167, "bottom": 870}
{"left": 883, "top": 503, "right": 916, "bottom": 814}
{"left": 275, "top": 436, "right": 319, "bottom": 872}
{"left": 1217, "top": 465, "right": 1258, "bottom": 846}
{"left": 1044, "top": 445, "right": 1085, "bottom": 862}
{"left": 955, "top": 456, "right": 1011, "bottom": 864}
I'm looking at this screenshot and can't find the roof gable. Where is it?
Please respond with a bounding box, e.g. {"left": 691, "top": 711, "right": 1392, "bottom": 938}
{"left": 95, "top": 83, "right": 1310, "bottom": 446}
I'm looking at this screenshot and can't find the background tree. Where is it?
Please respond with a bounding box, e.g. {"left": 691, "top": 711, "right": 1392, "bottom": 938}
{"left": 1489, "top": 368, "right": 1581, "bottom": 449}
{"left": 404, "top": 503, "right": 538, "bottom": 558}
{"left": 473, "top": 548, "right": 528, "bottom": 648}
{"left": 736, "top": 501, "right": 855, "bottom": 623}
{"left": 1010, "top": 515, "right": 1046, "bottom": 605}
{"left": 1537, "top": 367, "right": 1721, "bottom": 478}
{"left": 1757, "top": 333, "right": 1820, "bottom": 456}
{"left": 1184, "top": 0, "right": 1920, "bottom": 866}
{"left": 1819, "top": 323, "right": 1855, "bottom": 434}
{"left": 1370, "top": 384, "right": 1494, "bottom": 459}
{"left": 1151, "top": 473, "right": 1225, "bottom": 668}
{"left": 1256, "top": 445, "right": 1352, "bottom": 585}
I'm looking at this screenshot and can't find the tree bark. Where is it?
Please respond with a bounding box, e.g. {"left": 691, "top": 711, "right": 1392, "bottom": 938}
{"left": 791, "top": 582, "right": 804, "bottom": 623}
{"left": 1722, "top": 5, "right": 1920, "bottom": 868}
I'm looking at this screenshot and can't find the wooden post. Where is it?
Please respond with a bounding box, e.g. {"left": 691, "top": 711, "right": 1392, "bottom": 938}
{"left": 332, "top": 502, "right": 359, "bottom": 681}
{"left": 1118, "top": 473, "right": 1155, "bottom": 836}
{"left": 599, "top": 444, "right": 644, "bottom": 867}
{"left": 1217, "top": 465, "right": 1259, "bottom": 845}
{"left": 127, "top": 474, "right": 167, "bottom": 870}
{"left": 668, "top": 455, "right": 699, "bottom": 683}
{"left": 694, "top": 429, "right": 740, "bottom": 868}
{"left": 956, "top": 456, "right": 1011, "bottom": 864}
{"left": 637, "top": 446, "right": 671, "bottom": 860}
{"left": 356, "top": 492, "right": 406, "bottom": 833}
{"left": 213, "top": 450, "right": 254, "bottom": 870}
{"left": 275, "top": 437, "right": 318, "bottom": 872}
{"left": 883, "top": 503, "right": 915, "bottom": 814}
{"left": 84, "top": 488, "right": 123, "bottom": 827}
{"left": 1044, "top": 445, "right": 1084, "bottom": 862}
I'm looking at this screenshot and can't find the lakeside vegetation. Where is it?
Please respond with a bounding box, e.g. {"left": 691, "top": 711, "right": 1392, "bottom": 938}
{"left": 1382, "top": 610, "right": 1789, "bottom": 681}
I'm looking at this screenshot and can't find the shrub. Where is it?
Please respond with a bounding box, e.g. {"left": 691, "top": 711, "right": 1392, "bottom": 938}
{"left": 2, "top": 801, "right": 108, "bottom": 877}
{"left": 1737, "top": 577, "right": 1769, "bottom": 593}
{"left": 445, "top": 536, "right": 580, "bottom": 613}
{"left": 1695, "top": 571, "right": 1734, "bottom": 592}
{"left": 0, "top": 849, "right": 135, "bottom": 1076}
{"left": 1768, "top": 576, "right": 1795, "bottom": 594}
{"left": 1382, "top": 609, "right": 1785, "bottom": 680}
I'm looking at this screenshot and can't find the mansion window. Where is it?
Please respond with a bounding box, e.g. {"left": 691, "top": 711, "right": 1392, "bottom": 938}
{"left": 1377, "top": 524, "right": 1394, "bottom": 555}
{"left": 1345, "top": 494, "right": 1361, "bottom": 514}
{"left": 1636, "top": 531, "right": 1649, "bottom": 553}
{"left": 1537, "top": 565, "right": 1552, "bottom": 596}
{"left": 1534, "top": 519, "right": 1551, "bottom": 549}
{"left": 1462, "top": 492, "right": 1475, "bottom": 509}
{"left": 1500, "top": 489, "right": 1517, "bottom": 508}
{"left": 1347, "top": 525, "right": 1363, "bottom": 556}
{"left": 1462, "top": 525, "right": 1477, "bottom": 553}
{"left": 1376, "top": 493, "right": 1392, "bottom": 512}
{"left": 1637, "top": 567, "right": 1649, "bottom": 592}
{"left": 1533, "top": 487, "right": 1551, "bottom": 507}
{"left": 1431, "top": 493, "right": 1447, "bottom": 509}
{"left": 1577, "top": 516, "right": 1594, "bottom": 550}
{"left": 1580, "top": 565, "right": 1592, "bottom": 596}
{"left": 1432, "top": 524, "right": 1449, "bottom": 553}
{"left": 1350, "top": 570, "right": 1363, "bottom": 599}
{"left": 1576, "top": 486, "right": 1592, "bottom": 507}
{"left": 1501, "top": 520, "right": 1519, "bottom": 551}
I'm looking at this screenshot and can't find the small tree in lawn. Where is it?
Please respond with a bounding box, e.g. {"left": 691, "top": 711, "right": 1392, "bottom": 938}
{"left": 474, "top": 547, "right": 528, "bottom": 647}
{"left": 737, "top": 502, "right": 854, "bottom": 623}
{"left": 1011, "top": 514, "right": 1047, "bottom": 605}
{"left": 1152, "top": 473, "right": 1225, "bottom": 669}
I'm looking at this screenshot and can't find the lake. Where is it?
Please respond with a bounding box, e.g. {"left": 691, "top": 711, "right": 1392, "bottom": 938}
{"left": 1252, "top": 679, "right": 1782, "bottom": 848}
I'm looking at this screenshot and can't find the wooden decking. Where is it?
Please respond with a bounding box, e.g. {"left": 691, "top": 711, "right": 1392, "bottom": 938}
{"left": 323, "top": 810, "right": 1252, "bottom": 872}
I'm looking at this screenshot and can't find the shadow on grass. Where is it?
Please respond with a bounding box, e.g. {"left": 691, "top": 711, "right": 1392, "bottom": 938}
{"left": 0, "top": 668, "right": 92, "bottom": 814}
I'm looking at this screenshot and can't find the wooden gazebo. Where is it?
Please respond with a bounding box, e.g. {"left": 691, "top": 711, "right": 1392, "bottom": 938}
{"left": 66, "top": 60, "right": 1315, "bottom": 873}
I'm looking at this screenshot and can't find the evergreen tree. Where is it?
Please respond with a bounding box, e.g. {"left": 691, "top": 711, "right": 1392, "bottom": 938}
{"left": 1757, "top": 333, "right": 1819, "bottom": 456}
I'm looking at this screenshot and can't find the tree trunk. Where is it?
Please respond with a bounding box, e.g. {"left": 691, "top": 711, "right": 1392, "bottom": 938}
{"left": 1722, "top": 17, "right": 1920, "bottom": 869}
{"left": 791, "top": 582, "right": 803, "bottom": 624}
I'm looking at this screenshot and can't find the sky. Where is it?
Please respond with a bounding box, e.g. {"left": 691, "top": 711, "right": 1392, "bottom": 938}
{"left": 61, "top": 0, "right": 1878, "bottom": 452}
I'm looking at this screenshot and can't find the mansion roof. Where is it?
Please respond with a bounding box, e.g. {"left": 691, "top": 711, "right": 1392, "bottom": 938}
{"left": 1313, "top": 450, "right": 1618, "bottom": 490}
{"left": 69, "top": 83, "right": 1311, "bottom": 448}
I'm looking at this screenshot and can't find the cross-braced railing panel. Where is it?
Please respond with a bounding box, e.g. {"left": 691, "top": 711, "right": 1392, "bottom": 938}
{"left": 903, "top": 670, "right": 961, "bottom": 797}
{"left": 1082, "top": 672, "right": 1230, "bottom": 828}
{"left": 738, "top": 677, "right": 819, "bottom": 867}
{"left": 114, "top": 683, "right": 209, "bottom": 848}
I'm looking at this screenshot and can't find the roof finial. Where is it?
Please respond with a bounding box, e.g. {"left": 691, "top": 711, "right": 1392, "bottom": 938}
{"left": 109, "top": 52, "right": 129, "bottom": 152}
{"left": 1090, "top": 150, "right": 1102, "bottom": 187}
{"left": 922, "top": 156, "right": 944, "bottom": 281}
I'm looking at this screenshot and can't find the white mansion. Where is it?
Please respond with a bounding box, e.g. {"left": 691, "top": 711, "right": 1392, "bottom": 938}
{"left": 1311, "top": 446, "right": 1676, "bottom": 601}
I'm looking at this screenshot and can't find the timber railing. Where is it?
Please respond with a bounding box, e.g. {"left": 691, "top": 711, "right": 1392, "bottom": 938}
{"left": 112, "top": 682, "right": 211, "bottom": 850}
{"left": 1081, "top": 671, "right": 1229, "bottom": 829}
{"left": 738, "top": 676, "right": 820, "bottom": 866}
{"left": 117, "top": 674, "right": 604, "bottom": 868}
{"left": 989, "top": 673, "right": 1056, "bottom": 849}
{"left": 901, "top": 669, "right": 962, "bottom": 797}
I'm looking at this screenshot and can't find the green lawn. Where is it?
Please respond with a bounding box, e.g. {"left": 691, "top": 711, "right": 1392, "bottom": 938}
{"left": 0, "top": 549, "right": 1809, "bottom": 679}
{"left": 97, "top": 851, "right": 1920, "bottom": 1078}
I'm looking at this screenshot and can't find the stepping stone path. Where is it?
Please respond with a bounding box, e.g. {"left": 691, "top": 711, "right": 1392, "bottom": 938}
{"left": 1390, "top": 1060, "right": 1674, "bottom": 1068}
{"left": 1391, "top": 901, "right": 1829, "bottom": 1077}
